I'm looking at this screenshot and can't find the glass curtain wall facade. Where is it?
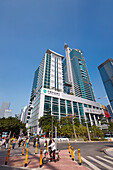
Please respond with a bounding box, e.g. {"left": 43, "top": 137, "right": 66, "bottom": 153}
{"left": 64, "top": 44, "right": 96, "bottom": 102}
{"left": 43, "top": 93, "right": 101, "bottom": 125}
{"left": 98, "top": 58, "right": 113, "bottom": 112}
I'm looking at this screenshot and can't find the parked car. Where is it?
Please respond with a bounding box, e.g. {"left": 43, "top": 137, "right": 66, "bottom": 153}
{"left": 104, "top": 134, "right": 113, "bottom": 141}
{"left": 54, "top": 136, "right": 69, "bottom": 142}
{"left": 40, "top": 137, "right": 49, "bottom": 144}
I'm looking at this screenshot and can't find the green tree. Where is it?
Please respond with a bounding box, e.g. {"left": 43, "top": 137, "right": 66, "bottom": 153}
{"left": 78, "top": 124, "right": 87, "bottom": 137}
{"left": 60, "top": 117, "right": 74, "bottom": 138}
{"left": 108, "top": 122, "right": 113, "bottom": 133}
{"left": 0, "top": 117, "right": 26, "bottom": 136}
{"left": 38, "top": 114, "right": 59, "bottom": 137}
{"left": 73, "top": 117, "right": 80, "bottom": 127}
{"left": 90, "top": 125, "right": 104, "bottom": 138}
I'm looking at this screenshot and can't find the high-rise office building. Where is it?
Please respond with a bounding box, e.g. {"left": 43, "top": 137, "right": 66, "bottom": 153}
{"left": 19, "top": 106, "right": 29, "bottom": 124}
{"left": 0, "top": 102, "right": 12, "bottom": 118}
{"left": 28, "top": 45, "right": 103, "bottom": 134}
{"left": 98, "top": 58, "right": 113, "bottom": 115}
{"left": 64, "top": 44, "right": 95, "bottom": 101}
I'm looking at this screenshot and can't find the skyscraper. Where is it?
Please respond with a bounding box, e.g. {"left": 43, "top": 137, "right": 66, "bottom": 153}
{"left": 0, "top": 102, "right": 12, "bottom": 118}
{"left": 64, "top": 44, "right": 95, "bottom": 101}
{"left": 28, "top": 45, "right": 103, "bottom": 134}
{"left": 98, "top": 58, "right": 113, "bottom": 114}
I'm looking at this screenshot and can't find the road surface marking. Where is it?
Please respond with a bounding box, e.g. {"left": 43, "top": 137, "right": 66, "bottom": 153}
{"left": 82, "top": 157, "right": 100, "bottom": 170}
{"left": 104, "top": 155, "right": 113, "bottom": 160}
{"left": 88, "top": 156, "right": 113, "bottom": 170}
{"left": 96, "top": 156, "right": 113, "bottom": 165}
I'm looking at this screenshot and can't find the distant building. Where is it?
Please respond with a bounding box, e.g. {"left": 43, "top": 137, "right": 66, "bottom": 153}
{"left": 0, "top": 102, "right": 12, "bottom": 118}
{"left": 98, "top": 58, "right": 113, "bottom": 114}
{"left": 19, "top": 105, "right": 28, "bottom": 124}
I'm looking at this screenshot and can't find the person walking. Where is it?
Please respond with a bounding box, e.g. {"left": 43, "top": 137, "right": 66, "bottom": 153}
{"left": 1, "top": 137, "right": 6, "bottom": 149}
{"left": 25, "top": 137, "right": 29, "bottom": 153}
{"left": 18, "top": 136, "right": 22, "bottom": 147}
{"left": 33, "top": 136, "right": 36, "bottom": 147}
{"left": 36, "top": 137, "right": 40, "bottom": 147}
{"left": 5, "top": 136, "right": 9, "bottom": 149}
{"left": 22, "top": 136, "right": 26, "bottom": 146}
{"left": 12, "top": 137, "right": 16, "bottom": 149}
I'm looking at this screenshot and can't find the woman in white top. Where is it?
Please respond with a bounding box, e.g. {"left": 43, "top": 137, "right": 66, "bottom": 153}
{"left": 48, "top": 139, "right": 56, "bottom": 159}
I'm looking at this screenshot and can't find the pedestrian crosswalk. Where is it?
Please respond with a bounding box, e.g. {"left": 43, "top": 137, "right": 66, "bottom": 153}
{"left": 81, "top": 155, "right": 113, "bottom": 170}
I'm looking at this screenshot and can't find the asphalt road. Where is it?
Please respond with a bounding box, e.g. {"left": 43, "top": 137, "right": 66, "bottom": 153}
{"left": 57, "top": 141, "right": 113, "bottom": 170}
{"left": 57, "top": 141, "right": 113, "bottom": 157}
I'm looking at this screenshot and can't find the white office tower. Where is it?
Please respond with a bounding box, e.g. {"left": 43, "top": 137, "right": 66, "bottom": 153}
{"left": 20, "top": 105, "right": 29, "bottom": 123}
{"left": 28, "top": 47, "right": 104, "bottom": 134}
{"left": 0, "top": 102, "right": 12, "bottom": 118}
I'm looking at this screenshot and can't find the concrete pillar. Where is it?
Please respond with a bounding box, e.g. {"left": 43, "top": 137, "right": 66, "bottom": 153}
{"left": 89, "top": 113, "right": 93, "bottom": 126}
{"left": 93, "top": 115, "right": 98, "bottom": 126}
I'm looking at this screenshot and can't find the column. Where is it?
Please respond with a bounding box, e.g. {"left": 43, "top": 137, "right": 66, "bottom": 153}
{"left": 77, "top": 103, "right": 81, "bottom": 123}
{"left": 93, "top": 115, "right": 98, "bottom": 126}
{"left": 89, "top": 113, "right": 93, "bottom": 126}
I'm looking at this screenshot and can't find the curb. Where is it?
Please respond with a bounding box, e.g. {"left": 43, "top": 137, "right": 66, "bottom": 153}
{"left": 1, "top": 165, "right": 48, "bottom": 170}
{"left": 104, "top": 148, "right": 113, "bottom": 157}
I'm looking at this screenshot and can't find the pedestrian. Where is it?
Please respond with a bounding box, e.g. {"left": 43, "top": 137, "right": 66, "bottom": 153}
{"left": 48, "top": 137, "right": 52, "bottom": 157}
{"left": 37, "top": 137, "right": 40, "bottom": 147}
{"left": 22, "top": 136, "right": 26, "bottom": 146}
{"left": 18, "top": 136, "right": 21, "bottom": 147}
{"left": 48, "top": 139, "right": 56, "bottom": 160}
{"left": 5, "top": 136, "right": 9, "bottom": 149}
{"left": 33, "top": 136, "right": 36, "bottom": 147}
{"left": 1, "top": 137, "right": 6, "bottom": 149}
{"left": 25, "top": 137, "right": 29, "bottom": 153}
{"left": 44, "top": 138, "right": 47, "bottom": 147}
{"left": 12, "top": 137, "right": 16, "bottom": 149}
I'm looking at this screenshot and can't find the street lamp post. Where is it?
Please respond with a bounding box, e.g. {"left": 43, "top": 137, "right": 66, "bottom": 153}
{"left": 52, "top": 115, "right": 53, "bottom": 138}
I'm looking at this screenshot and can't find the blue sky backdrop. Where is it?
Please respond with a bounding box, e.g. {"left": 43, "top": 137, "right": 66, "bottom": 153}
{"left": 0, "top": 0, "right": 113, "bottom": 116}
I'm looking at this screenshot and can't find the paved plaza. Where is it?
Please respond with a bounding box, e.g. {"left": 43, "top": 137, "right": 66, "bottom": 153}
{"left": 0, "top": 143, "right": 88, "bottom": 170}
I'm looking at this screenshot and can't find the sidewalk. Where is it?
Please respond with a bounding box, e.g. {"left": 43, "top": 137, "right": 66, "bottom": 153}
{"left": 0, "top": 150, "right": 88, "bottom": 170}
{"left": 104, "top": 147, "right": 113, "bottom": 157}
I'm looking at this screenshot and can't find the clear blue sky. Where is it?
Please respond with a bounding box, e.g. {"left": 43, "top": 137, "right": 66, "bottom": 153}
{"left": 0, "top": 0, "right": 113, "bottom": 116}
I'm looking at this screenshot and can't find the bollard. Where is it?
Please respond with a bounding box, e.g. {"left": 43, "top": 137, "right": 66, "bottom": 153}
{"left": 46, "top": 143, "right": 48, "bottom": 152}
{"left": 35, "top": 143, "right": 38, "bottom": 154}
{"left": 5, "top": 145, "right": 11, "bottom": 165}
{"left": 22, "top": 143, "right": 26, "bottom": 155}
{"left": 69, "top": 146, "right": 71, "bottom": 157}
{"left": 68, "top": 143, "right": 70, "bottom": 153}
{"left": 40, "top": 149, "right": 43, "bottom": 168}
{"left": 72, "top": 147, "right": 74, "bottom": 161}
{"left": 25, "top": 148, "right": 29, "bottom": 167}
{"left": 78, "top": 148, "right": 82, "bottom": 165}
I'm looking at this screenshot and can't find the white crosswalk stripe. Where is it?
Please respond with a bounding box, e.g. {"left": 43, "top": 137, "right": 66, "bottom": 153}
{"left": 104, "top": 155, "right": 113, "bottom": 160}
{"left": 81, "top": 157, "right": 101, "bottom": 170}
{"left": 96, "top": 156, "right": 113, "bottom": 165}
{"left": 87, "top": 156, "right": 113, "bottom": 170}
